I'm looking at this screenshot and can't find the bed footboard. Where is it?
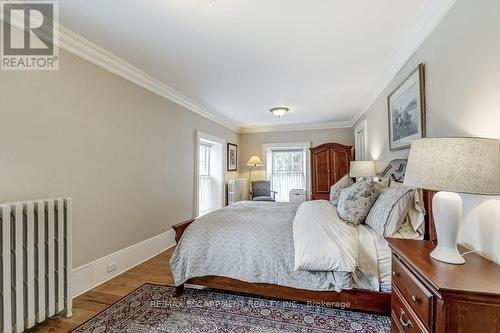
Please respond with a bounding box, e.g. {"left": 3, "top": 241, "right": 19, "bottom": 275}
{"left": 173, "top": 284, "right": 185, "bottom": 297}
{"left": 172, "top": 218, "right": 195, "bottom": 243}
{"left": 183, "top": 276, "right": 390, "bottom": 314}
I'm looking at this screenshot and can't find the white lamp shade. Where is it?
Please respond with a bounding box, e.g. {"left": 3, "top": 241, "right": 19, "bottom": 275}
{"left": 404, "top": 137, "right": 500, "bottom": 195}
{"left": 349, "top": 160, "right": 376, "bottom": 178}
{"left": 246, "top": 155, "right": 263, "bottom": 167}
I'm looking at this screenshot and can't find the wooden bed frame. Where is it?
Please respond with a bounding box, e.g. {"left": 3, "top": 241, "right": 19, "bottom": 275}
{"left": 172, "top": 160, "right": 436, "bottom": 314}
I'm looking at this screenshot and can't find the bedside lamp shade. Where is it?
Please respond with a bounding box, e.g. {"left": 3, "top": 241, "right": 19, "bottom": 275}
{"left": 404, "top": 137, "right": 500, "bottom": 264}
{"left": 349, "top": 161, "right": 376, "bottom": 178}
{"left": 404, "top": 138, "right": 500, "bottom": 195}
{"left": 247, "top": 156, "right": 263, "bottom": 167}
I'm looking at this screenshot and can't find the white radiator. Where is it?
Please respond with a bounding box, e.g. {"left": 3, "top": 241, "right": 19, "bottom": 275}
{"left": 228, "top": 178, "right": 248, "bottom": 204}
{"left": 1, "top": 198, "right": 72, "bottom": 333}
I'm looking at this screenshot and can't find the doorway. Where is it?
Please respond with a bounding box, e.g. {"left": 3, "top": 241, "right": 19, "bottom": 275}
{"left": 354, "top": 120, "right": 367, "bottom": 161}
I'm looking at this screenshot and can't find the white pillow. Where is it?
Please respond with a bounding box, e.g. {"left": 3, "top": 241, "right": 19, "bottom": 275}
{"left": 392, "top": 217, "right": 424, "bottom": 239}
{"left": 337, "top": 179, "right": 380, "bottom": 225}
{"left": 392, "top": 189, "right": 426, "bottom": 239}
{"left": 365, "top": 186, "right": 413, "bottom": 237}
{"left": 329, "top": 174, "right": 354, "bottom": 206}
{"left": 375, "top": 178, "right": 390, "bottom": 189}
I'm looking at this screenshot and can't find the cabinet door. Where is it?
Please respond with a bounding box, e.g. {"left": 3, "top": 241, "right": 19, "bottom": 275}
{"left": 331, "top": 150, "right": 350, "bottom": 184}
{"left": 312, "top": 147, "right": 331, "bottom": 198}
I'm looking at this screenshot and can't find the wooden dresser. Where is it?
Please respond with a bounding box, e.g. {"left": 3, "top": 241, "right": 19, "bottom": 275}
{"left": 310, "top": 143, "right": 352, "bottom": 200}
{"left": 388, "top": 239, "right": 500, "bottom": 333}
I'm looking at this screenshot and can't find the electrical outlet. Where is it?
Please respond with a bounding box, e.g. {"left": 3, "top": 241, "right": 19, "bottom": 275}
{"left": 107, "top": 262, "right": 118, "bottom": 273}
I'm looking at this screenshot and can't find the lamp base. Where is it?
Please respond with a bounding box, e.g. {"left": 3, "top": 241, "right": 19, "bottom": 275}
{"left": 430, "top": 246, "right": 465, "bottom": 264}
{"left": 431, "top": 191, "right": 465, "bottom": 265}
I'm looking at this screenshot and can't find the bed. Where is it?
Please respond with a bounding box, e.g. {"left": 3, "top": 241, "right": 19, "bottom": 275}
{"left": 170, "top": 160, "right": 436, "bottom": 314}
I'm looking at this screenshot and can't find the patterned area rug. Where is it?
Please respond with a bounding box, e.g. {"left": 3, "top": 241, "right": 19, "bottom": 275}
{"left": 72, "top": 284, "right": 389, "bottom": 333}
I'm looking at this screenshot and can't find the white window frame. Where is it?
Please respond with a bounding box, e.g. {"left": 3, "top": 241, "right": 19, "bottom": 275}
{"left": 195, "top": 131, "right": 226, "bottom": 217}
{"left": 261, "top": 142, "right": 311, "bottom": 200}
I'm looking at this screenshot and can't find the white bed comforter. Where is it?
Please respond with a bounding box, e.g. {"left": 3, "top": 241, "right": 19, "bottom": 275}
{"left": 293, "top": 200, "right": 380, "bottom": 291}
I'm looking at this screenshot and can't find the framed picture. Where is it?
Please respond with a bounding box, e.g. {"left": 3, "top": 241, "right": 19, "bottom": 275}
{"left": 227, "top": 143, "right": 238, "bottom": 171}
{"left": 387, "top": 63, "right": 426, "bottom": 151}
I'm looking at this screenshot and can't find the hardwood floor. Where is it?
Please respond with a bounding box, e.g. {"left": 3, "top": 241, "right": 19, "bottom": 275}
{"left": 28, "top": 247, "right": 176, "bottom": 332}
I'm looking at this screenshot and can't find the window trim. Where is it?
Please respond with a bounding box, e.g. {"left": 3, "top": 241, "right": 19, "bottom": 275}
{"left": 195, "top": 131, "right": 226, "bottom": 218}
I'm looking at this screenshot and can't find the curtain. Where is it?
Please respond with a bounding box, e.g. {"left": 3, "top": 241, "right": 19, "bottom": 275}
{"left": 271, "top": 150, "right": 306, "bottom": 202}
{"left": 199, "top": 175, "right": 214, "bottom": 215}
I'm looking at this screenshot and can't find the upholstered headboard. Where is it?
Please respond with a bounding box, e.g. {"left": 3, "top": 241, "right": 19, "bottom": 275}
{"left": 378, "top": 159, "right": 407, "bottom": 183}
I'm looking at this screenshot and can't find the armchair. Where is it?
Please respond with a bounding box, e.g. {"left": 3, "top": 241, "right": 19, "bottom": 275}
{"left": 250, "top": 181, "right": 277, "bottom": 202}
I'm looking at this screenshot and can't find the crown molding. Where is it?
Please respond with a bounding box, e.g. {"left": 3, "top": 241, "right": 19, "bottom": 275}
{"left": 351, "top": 0, "right": 457, "bottom": 126}
{"left": 240, "top": 120, "right": 352, "bottom": 134}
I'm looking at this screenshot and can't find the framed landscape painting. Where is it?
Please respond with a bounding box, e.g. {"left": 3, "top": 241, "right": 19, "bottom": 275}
{"left": 227, "top": 143, "right": 238, "bottom": 171}
{"left": 387, "top": 63, "right": 426, "bottom": 151}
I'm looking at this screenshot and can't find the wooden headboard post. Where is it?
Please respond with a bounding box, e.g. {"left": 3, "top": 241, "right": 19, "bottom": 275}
{"left": 378, "top": 159, "right": 436, "bottom": 241}
{"left": 422, "top": 190, "right": 437, "bottom": 242}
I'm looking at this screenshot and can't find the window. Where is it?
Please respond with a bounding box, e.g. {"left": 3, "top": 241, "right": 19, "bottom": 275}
{"left": 199, "top": 142, "right": 211, "bottom": 176}
{"left": 272, "top": 150, "right": 303, "bottom": 174}
{"left": 269, "top": 149, "right": 306, "bottom": 202}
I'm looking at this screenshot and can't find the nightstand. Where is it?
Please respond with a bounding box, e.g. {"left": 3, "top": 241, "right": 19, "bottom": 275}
{"left": 388, "top": 239, "right": 500, "bottom": 333}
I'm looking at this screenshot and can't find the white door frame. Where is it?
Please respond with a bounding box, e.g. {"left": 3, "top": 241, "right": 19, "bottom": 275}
{"left": 261, "top": 142, "right": 312, "bottom": 201}
{"left": 195, "top": 131, "right": 226, "bottom": 217}
{"left": 354, "top": 120, "right": 368, "bottom": 161}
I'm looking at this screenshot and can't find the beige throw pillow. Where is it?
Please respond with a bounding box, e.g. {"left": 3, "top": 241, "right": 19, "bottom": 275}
{"left": 329, "top": 175, "right": 354, "bottom": 206}
{"left": 337, "top": 179, "right": 380, "bottom": 225}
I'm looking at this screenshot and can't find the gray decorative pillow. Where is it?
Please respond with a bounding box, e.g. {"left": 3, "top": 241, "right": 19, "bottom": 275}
{"left": 365, "top": 186, "right": 413, "bottom": 237}
{"left": 329, "top": 175, "right": 354, "bottom": 206}
{"left": 337, "top": 179, "right": 380, "bottom": 225}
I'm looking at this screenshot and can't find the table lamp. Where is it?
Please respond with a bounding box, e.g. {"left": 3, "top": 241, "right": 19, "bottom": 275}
{"left": 404, "top": 137, "right": 500, "bottom": 264}
{"left": 349, "top": 161, "right": 376, "bottom": 180}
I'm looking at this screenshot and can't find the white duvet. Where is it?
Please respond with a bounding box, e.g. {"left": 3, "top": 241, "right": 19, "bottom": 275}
{"left": 293, "top": 200, "right": 380, "bottom": 291}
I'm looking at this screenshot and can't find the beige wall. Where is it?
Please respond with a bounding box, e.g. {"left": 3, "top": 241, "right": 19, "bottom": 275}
{"left": 354, "top": 0, "right": 500, "bottom": 262}
{"left": 239, "top": 128, "right": 354, "bottom": 180}
{"left": 0, "top": 48, "right": 239, "bottom": 268}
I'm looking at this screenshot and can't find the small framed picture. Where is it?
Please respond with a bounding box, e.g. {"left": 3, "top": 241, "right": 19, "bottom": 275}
{"left": 387, "top": 63, "right": 426, "bottom": 151}
{"left": 227, "top": 143, "right": 238, "bottom": 171}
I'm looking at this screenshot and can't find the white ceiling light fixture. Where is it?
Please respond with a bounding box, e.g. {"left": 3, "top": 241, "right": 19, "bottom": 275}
{"left": 270, "top": 107, "right": 289, "bottom": 118}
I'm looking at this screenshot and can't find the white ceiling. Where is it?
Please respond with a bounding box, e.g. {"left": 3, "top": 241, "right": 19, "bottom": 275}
{"left": 57, "top": 0, "right": 455, "bottom": 132}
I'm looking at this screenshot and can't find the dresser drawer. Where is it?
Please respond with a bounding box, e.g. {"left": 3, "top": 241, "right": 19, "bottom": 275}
{"left": 392, "top": 287, "right": 428, "bottom": 333}
{"left": 392, "top": 255, "right": 433, "bottom": 331}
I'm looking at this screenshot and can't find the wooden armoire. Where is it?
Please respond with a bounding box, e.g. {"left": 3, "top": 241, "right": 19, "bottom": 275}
{"left": 310, "top": 143, "right": 352, "bottom": 200}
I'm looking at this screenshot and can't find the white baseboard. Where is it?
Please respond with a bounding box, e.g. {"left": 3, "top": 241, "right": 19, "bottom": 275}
{"left": 72, "top": 229, "right": 176, "bottom": 297}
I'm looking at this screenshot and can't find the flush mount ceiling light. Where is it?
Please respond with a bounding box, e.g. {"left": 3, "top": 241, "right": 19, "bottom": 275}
{"left": 270, "top": 107, "right": 289, "bottom": 118}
